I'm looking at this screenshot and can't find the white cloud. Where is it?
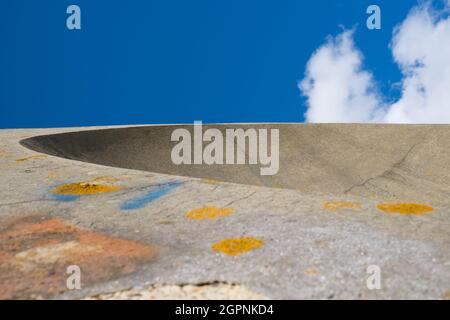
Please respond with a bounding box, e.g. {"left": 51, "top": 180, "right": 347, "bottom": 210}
{"left": 299, "top": 30, "right": 385, "bottom": 122}
{"left": 299, "top": 1, "right": 450, "bottom": 123}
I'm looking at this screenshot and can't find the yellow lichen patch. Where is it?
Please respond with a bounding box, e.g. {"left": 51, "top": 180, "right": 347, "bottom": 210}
{"left": 51, "top": 182, "right": 121, "bottom": 195}
{"left": 16, "top": 154, "right": 47, "bottom": 162}
{"left": 323, "top": 201, "right": 362, "bottom": 211}
{"left": 185, "top": 206, "right": 234, "bottom": 220}
{"left": 304, "top": 267, "right": 319, "bottom": 276}
{"left": 212, "top": 237, "right": 263, "bottom": 256}
{"left": 377, "top": 203, "right": 434, "bottom": 215}
{"left": 201, "top": 179, "right": 223, "bottom": 185}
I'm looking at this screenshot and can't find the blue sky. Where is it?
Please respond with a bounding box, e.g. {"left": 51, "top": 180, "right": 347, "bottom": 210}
{"left": 0, "top": 0, "right": 422, "bottom": 128}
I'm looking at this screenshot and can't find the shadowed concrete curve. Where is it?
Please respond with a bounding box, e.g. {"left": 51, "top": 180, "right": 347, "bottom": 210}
{"left": 20, "top": 124, "right": 450, "bottom": 203}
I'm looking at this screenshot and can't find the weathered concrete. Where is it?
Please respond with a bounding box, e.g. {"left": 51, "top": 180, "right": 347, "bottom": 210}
{"left": 1, "top": 124, "right": 449, "bottom": 299}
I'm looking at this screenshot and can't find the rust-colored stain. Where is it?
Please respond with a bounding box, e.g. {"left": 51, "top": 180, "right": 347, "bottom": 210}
{"left": 323, "top": 201, "right": 362, "bottom": 211}
{"left": 0, "top": 217, "right": 158, "bottom": 299}
{"left": 212, "top": 237, "right": 263, "bottom": 256}
{"left": 16, "top": 154, "right": 48, "bottom": 162}
{"left": 51, "top": 182, "right": 121, "bottom": 195}
{"left": 376, "top": 203, "right": 434, "bottom": 215}
{"left": 186, "top": 206, "right": 234, "bottom": 220}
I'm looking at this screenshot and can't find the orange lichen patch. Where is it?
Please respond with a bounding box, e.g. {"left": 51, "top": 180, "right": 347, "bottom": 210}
{"left": 376, "top": 203, "right": 434, "bottom": 215}
{"left": 323, "top": 201, "right": 362, "bottom": 211}
{"left": 212, "top": 237, "right": 263, "bottom": 256}
{"left": 304, "top": 267, "right": 319, "bottom": 276}
{"left": 50, "top": 182, "right": 121, "bottom": 195}
{"left": 0, "top": 217, "right": 158, "bottom": 299}
{"left": 201, "top": 179, "right": 223, "bottom": 185}
{"left": 185, "top": 206, "right": 234, "bottom": 220}
{"left": 15, "top": 154, "right": 47, "bottom": 162}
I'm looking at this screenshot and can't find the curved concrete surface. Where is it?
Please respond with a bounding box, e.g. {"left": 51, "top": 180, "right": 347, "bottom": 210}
{"left": 21, "top": 124, "right": 450, "bottom": 204}
{"left": 0, "top": 124, "right": 449, "bottom": 299}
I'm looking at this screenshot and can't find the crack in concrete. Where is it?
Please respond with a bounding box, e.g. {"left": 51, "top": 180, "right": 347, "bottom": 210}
{"left": 108, "top": 180, "right": 186, "bottom": 199}
{"left": 343, "top": 140, "right": 423, "bottom": 195}
{"left": 224, "top": 190, "right": 258, "bottom": 207}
